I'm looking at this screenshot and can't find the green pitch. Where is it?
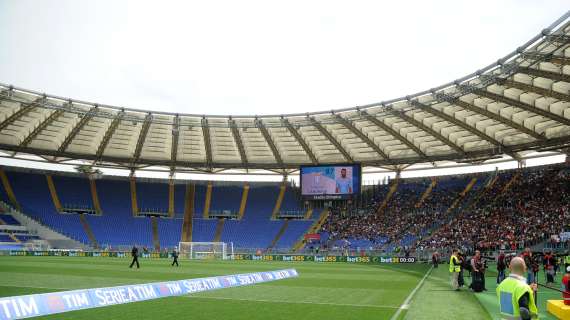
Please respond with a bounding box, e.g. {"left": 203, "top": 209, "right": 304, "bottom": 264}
{"left": 0, "top": 256, "right": 559, "bottom": 320}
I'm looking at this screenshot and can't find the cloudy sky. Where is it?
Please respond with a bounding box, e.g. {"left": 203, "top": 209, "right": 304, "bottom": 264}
{"left": 0, "top": 0, "right": 568, "bottom": 116}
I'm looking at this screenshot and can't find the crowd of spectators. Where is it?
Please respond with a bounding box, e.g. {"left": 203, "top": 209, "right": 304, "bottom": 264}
{"left": 320, "top": 163, "right": 570, "bottom": 255}
{"left": 421, "top": 165, "right": 570, "bottom": 253}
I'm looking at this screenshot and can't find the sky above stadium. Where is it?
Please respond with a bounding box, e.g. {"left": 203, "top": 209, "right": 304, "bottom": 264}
{"left": 0, "top": 0, "right": 568, "bottom": 116}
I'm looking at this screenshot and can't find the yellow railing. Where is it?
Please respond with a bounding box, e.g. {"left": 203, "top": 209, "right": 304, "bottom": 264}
{"left": 271, "top": 183, "right": 286, "bottom": 220}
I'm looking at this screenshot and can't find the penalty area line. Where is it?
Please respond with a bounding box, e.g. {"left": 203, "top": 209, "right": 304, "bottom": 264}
{"left": 389, "top": 265, "right": 433, "bottom": 320}
{"left": 186, "top": 295, "right": 400, "bottom": 309}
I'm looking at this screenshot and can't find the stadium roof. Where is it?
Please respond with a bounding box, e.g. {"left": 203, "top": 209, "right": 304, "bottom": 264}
{"left": 1, "top": 13, "right": 570, "bottom": 175}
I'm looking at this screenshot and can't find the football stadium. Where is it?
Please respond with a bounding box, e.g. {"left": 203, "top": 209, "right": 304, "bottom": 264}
{"left": 1, "top": 2, "right": 570, "bottom": 319}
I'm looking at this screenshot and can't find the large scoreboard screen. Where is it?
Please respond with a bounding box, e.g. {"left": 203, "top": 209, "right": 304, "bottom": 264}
{"left": 300, "top": 164, "right": 361, "bottom": 200}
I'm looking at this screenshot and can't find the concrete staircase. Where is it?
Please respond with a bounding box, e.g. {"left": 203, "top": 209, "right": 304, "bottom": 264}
{"left": 181, "top": 184, "right": 195, "bottom": 242}
{"left": 237, "top": 183, "right": 250, "bottom": 220}
{"left": 267, "top": 219, "right": 289, "bottom": 251}
{"left": 89, "top": 178, "right": 102, "bottom": 214}
{"left": 376, "top": 177, "right": 399, "bottom": 215}
{"left": 416, "top": 178, "right": 437, "bottom": 208}
{"left": 151, "top": 216, "right": 160, "bottom": 251}
{"left": 130, "top": 177, "right": 138, "bottom": 216}
{"left": 203, "top": 181, "right": 213, "bottom": 218}
{"left": 271, "top": 182, "right": 287, "bottom": 220}
{"left": 213, "top": 218, "right": 225, "bottom": 242}
{"left": 79, "top": 214, "right": 98, "bottom": 248}
{"left": 292, "top": 208, "right": 330, "bottom": 252}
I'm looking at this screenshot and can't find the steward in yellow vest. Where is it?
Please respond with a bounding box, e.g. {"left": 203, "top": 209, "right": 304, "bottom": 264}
{"left": 496, "top": 256, "right": 538, "bottom": 320}
{"left": 449, "top": 249, "right": 461, "bottom": 291}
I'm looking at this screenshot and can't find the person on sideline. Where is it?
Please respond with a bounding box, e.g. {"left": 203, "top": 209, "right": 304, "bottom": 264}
{"left": 129, "top": 245, "right": 140, "bottom": 269}
{"left": 497, "top": 257, "right": 538, "bottom": 320}
{"left": 449, "top": 249, "right": 461, "bottom": 291}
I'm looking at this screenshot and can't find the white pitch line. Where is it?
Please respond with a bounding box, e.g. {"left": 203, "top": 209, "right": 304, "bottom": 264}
{"left": 389, "top": 266, "right": 433, "bottom": 320}
{"left": 186, "top": 295, "right": 400, "bottom": 309}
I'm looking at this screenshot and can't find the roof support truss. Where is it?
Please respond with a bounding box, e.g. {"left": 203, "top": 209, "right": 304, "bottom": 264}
{"left": 20, "top": 109, "right": 65, "bottom": 147}
{"left": 282, "top": 119, "right": 318, "bottom": 165}
{"left": 95, "top": 111, "right": 124, "bottom": 162}
{"left": 0, "top": 97, "right": 42, "bottom": 132}
{"left": 433, "top": 92, "right": 545, "bottom": 141}
{"left": 409, "top": 100, "right": 506, "bottom": 146}
{"left": 517, "top": 67, "right": 570, "bottom": 83}
{"left": 131, "top": 113, "right": 152, "bottom": 166}
{"left": 257, "top": 119, "right": 284, "bottom": 168}
{"left": 170, "top": 115, "right": 180, "bottom": 171}
{"left": 58, "top": 106, "right": 98, "bottom": 154}
{"left": 469, "top": 87, "right": 570, "bottom": 127}
{"left": 334, "top": 114, "right": 389, "bottom": 160}
{"left": 520, "top": 53, "right": 570, "bottom": 66}
{"left": 360, "top": 111, "right": 427, "bottom": 158}
{"left": 229, "top": 119, "right": 248, "bottom": 168}
{"left": 499, "top": 79, "right": 570, "bottom": 103}
{"left": 310, "top": 117, "right": 353, "bottom": 162}
{"left": 409, "top": 100, "right": 519, "bottom": 159}
{"left": 388, "top": 109, "right": 465, "bottom": 155}
{"left": 201, "top": 118, "right": 213, "bottom": 169}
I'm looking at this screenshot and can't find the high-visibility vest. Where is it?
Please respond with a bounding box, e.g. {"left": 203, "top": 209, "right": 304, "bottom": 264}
{"left": 449, "top": 255, "right": 460, "bottom": 273}
{"left": 496, "top": 275, "right": 538, "bottom": 319}
{"left": 565, "top": 255, "right": 570, "bottom": 264}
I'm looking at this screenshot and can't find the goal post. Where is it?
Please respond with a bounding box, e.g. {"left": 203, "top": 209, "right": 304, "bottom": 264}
{"left": 178, "top": 242, "right": 234, "bottom": 260}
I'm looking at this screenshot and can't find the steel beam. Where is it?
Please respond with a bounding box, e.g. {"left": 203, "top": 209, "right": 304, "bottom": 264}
{"left": 409, "top": 100, "right": 519, "bottom": 160}
{"left": 520, "top": 52, "right": 570, "bottom": 66}
{"left": 470, "top": 87, "right": 570, "bottom": 127}
{"left": 229, "top": 119, "right": 248, "bottom": 168}
{"left": 201, "top": 118, "right": 213, "bottom": 168}
{"left": 334, "top": 114, "right": 389, "bottom": 160}
{"left": 257, "top": 119, "right": 284, "bottom": 168}
{"left": 131, "top": 113, "right": 152, "bottom": 165}
{"left": 388, "top": 109, "right": 465, "bottom": 155}
{"left": 517, "top": 67, "right": 570, "bottom": 83}
{"left": 95, "top": 111, "right": 125, "bottom": 162}
{"left": 310, "top": 117, "right": 353, "bottom": 162}
{"left": 360, "top": 111, "right": 426, "bottom": 158}
{"left": 58, "top": 106, "right": 98, "bottom": 154}
{"left": 499, "top": 79, "right": 570, "bottom": 102}
{"left": 434, "top": 92, "right": 545, "bottom": 141}
{"left": 282, "top": 119, "right": 318, "bottom": 165}
{"left": 171, "top": 115, "right": 180, "bottom": 170}
{"left": 20, "top": 109, "right": 65, "bottom": 147}
{"left": 0, "top": 97, "right": 42, "bottom": 131}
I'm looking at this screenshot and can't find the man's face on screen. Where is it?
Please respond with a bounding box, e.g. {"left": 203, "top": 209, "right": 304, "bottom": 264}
{"left": 341, "top": 168, "right": 346, "bottom": 178}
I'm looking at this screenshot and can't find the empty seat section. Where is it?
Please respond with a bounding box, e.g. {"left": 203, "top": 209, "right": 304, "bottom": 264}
{"left": 8, "top": 171, "right": 90, "bottom": 244}
{"left": 86, "top": 179, "right": 152, "bottom": 248}
{"left": 157, "top": 218, "right": 182, "bottom": 249}
{"left": 279, "top": 187, "right": 303, "bottom": 212}
{"left": 210, "top": 185, "right": 242, "bottom": 212}
{"left": 53, "top": 176, "right": 92, "bottom": 207}
{"left": 274, "top": 220, "right": 312, "bottom": 249}
{"left": 137, "top": 181, "right": 169, "bottom": 211}
{"left": 192, "top": 219, "right": 217, "bottom": 242}
{"left": 219, "top": 184, "right": 281, "bottom": 248}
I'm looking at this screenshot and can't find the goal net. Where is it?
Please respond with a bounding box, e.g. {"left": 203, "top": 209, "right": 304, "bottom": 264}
{"left": 178, "top": 242, "right": 234, "bottom": 260}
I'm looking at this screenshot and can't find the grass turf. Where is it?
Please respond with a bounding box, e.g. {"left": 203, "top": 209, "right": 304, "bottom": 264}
{"left": 0, "top": 256, "right": 430, "bottom": 320}
{"left": 1, "top": 257, "right": 562, "bottom": 319}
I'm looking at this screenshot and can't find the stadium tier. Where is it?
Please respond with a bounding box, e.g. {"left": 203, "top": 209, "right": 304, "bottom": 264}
{"left": 0, "top": 169, "right": 314, "bottom": 250}
{"left": 0, "top": 162, "right": 568, "bottom": 254}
